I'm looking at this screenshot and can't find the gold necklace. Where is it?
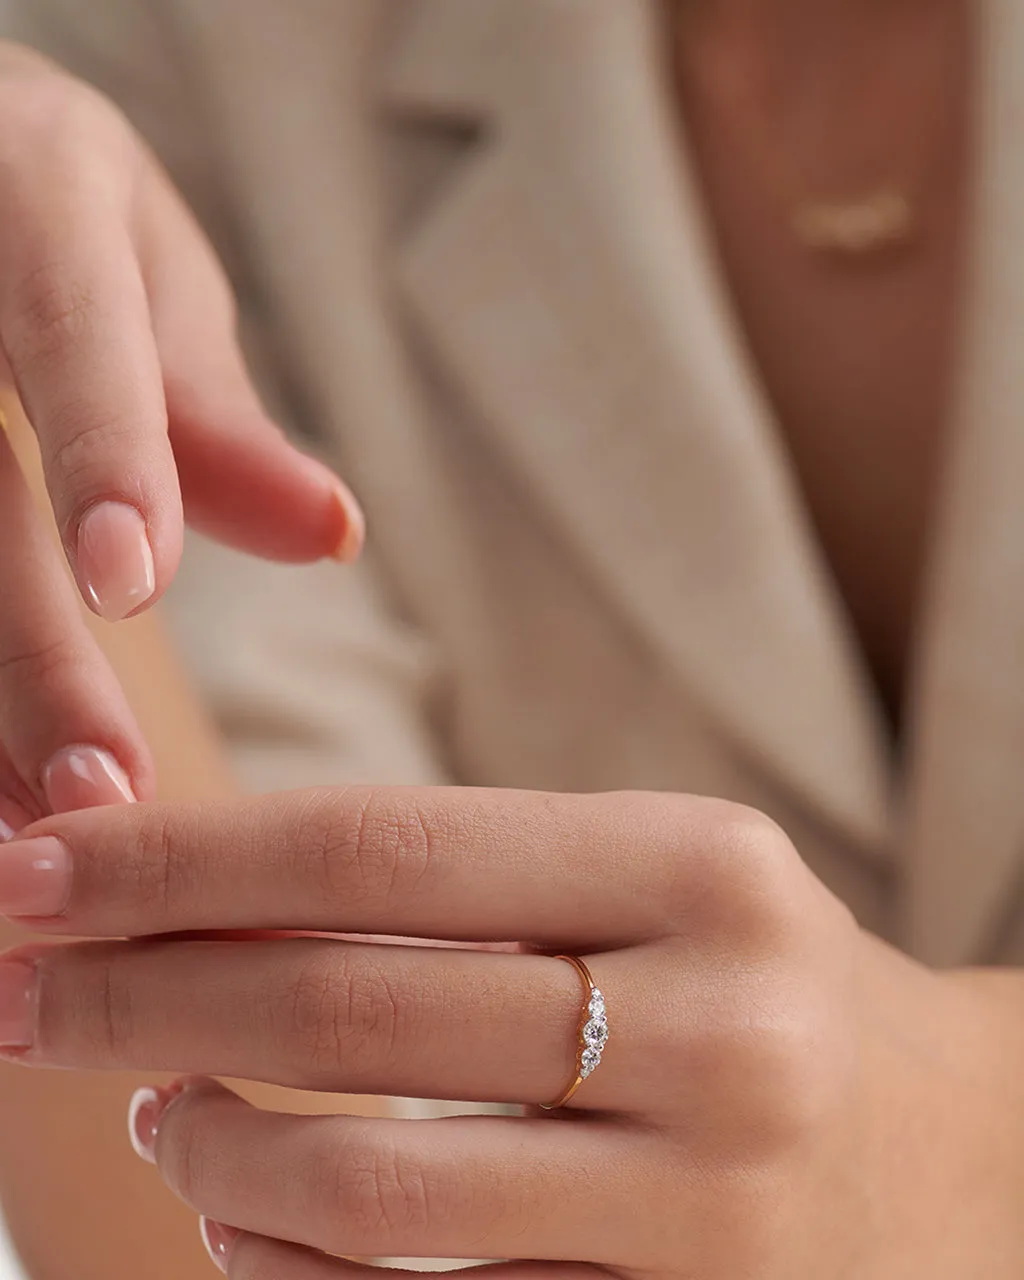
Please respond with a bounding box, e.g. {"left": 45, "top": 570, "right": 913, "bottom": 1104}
{"left": 791, "top": 188, "right": 915, "bottom": 254}
{"left": 669, "top": 8, "right": 945, "bottom": 258}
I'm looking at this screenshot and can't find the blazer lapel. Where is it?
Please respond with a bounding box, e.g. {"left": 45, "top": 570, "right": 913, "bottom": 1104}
{"left": 383, "top": 0, "right": 891, "bottom": 851}
{"left": 902, "top": 0, "right": 1024, "bottom": 965}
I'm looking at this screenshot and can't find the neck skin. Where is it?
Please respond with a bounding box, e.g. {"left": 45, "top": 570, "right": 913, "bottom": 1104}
{"left": 680, "top": 0, "right": 895, "bottom": 25}
{"left": 669, "top": 0, "right": 940, "bottom": 89}
{"left": 674, "top": 1, "right": 921, "bottom": 41}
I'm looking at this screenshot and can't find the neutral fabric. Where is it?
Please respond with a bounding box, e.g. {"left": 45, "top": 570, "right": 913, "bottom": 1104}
{"left": 5, "top": 0, "right": 1024, "bottom": 966}
{"left": 0, "top": 1219, "right": 23, "bottom": 1280}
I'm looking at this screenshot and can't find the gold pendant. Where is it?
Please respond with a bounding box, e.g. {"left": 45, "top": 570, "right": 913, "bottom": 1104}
{"left": 791, "top": 189, "right": 915, "bottom": 255}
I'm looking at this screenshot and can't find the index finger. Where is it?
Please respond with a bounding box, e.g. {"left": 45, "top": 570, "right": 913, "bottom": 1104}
{"left": 0, "top": 788, "right": 694, "bottom": 945}
{"left": 0, "top": 134, "right": 180, "bottom": 620}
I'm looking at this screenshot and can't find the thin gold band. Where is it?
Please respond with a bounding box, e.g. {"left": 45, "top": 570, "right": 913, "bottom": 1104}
{"left": 540, "top": 955, "right": 607, "bottom": 1110}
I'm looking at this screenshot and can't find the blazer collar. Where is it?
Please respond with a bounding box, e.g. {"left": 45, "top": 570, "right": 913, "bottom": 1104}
{"left": 382, "top": 0, "right": 893, "bottom": 853}
{"left": 173, "top": 0, "right": 1024, "bottom": 960}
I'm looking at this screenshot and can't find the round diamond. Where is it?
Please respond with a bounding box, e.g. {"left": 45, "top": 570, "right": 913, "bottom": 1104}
{"left": 583, "top": 1017, "right": 608, "bottom": 1049}
{"left": 580, "top": 1047, "right": 601, "bottom": 1077}
{"left": 588, "top": 990, "right": 605, "bottom": 1017}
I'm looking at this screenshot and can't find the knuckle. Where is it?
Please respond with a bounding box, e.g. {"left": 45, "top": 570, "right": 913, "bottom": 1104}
{"left": 131, "top": 808, "right": 194, "bottom": 919}
{"left": 0, "top": 66, "right": 132, "bottom": 178}
{"left": 0, "top": 631, "right": 79, "bottom": 686}
{"left": 678, "top": 800, "right": 802, "bottom": 946}
{"left": 327, "top": 1132, "right": 432, "bottom": 1239}
{"left": 299, "top": 789, "right": 443, "bottom": 911}
{"left": 586, "top": 790, "right": 698, "bottom": 924}
{"left": 6, "top": 261, "right": 99, "bottom": 368}
{"left": 47, "top": 410, "right": 138, "bottom": 498}
{"left": 290, "top": 792, "right": 361, "bottom": 902}
{"left": 282, "top": 948, "right": 405, "bottom": 1086}
{"left": 718, "top": 804, "right": 797, "bottom": 880}
{"left": 286, "top": 951, "right": 346, "bottom": 1080}
{"left": 682, "top": 979, "right": 840, "bottom": 1155}
{"left": 81, "top": 952, "right": 136, "bottom": 1059}
{"left": 353, "top": 790, "right": 441, "bottom": 900}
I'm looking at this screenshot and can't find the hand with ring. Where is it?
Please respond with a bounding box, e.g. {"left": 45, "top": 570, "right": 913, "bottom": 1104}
{"left": 0, "top": 787, "right": 1019, "bottom": 1277}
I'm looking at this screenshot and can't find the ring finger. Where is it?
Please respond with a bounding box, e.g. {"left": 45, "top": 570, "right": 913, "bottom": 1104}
{"left": 0, "top": 936, "right": 663, "bottom": 1112}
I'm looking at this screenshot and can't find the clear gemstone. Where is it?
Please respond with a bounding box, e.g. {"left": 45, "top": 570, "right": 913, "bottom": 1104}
{"left": 580, "top": 1047, "right": 601, "bottom": 1077}
{"left": 588, "top": 990, "right": 605, "bottom": 1017}
{"left": 583, "top": 1017, "right": 608, "bottom": 1049}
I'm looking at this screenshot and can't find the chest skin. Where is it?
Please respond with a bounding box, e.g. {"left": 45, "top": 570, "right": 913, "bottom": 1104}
{"left": 668, "top": 2, "right": 972, "bottom": 730}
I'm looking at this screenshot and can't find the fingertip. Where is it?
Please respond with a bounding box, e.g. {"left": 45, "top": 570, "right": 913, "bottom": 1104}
{"left": 328, "top": 478, "right": 366, "bottom": 565}
{"left": 291, "top": 450, "right": 366, "bottom": 563}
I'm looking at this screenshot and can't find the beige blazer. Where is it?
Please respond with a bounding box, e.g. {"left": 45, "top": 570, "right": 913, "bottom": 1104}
{"left": 8, "top": 0, "right": 1024, "bottom": 968}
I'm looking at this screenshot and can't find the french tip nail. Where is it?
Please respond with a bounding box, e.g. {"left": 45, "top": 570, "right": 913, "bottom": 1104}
{"left": 199, "top": 1218, "right": 239, "bottom": 1273}
{"left": 75, "top": 501, "right": 156, "bottom": 622}
{"left": 127, "top": 1086, "right": 162, "bottom": 1163}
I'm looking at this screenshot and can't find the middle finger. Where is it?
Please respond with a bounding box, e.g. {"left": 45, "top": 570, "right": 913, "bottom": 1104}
{"left": 0, "top": 788, "right": 699, "bottom": 947}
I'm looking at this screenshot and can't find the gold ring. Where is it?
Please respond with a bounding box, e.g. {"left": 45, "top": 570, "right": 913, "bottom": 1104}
{"left": 540, "top": 955, "right": 608, "bottom": 1110}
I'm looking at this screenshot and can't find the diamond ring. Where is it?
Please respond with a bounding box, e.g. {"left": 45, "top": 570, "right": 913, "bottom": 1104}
{"left": 540, "top": 955, "right": 608, "bottom": 1110}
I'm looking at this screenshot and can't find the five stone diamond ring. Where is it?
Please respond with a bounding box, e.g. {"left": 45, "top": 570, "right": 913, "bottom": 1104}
{"left": 540, "top": 955, "right": 608, "bottom": 1110}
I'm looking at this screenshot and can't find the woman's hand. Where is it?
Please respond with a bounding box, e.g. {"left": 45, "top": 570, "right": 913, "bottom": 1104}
{"left": 0, "top": 44, "right": 362, "bottom": 832}
{"left": 0, "top": 787, "right": 1020, "bottom": 1277}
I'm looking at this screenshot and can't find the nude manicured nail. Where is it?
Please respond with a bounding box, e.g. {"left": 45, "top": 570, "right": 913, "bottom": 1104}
{"left": 199, "top": 1219, "right": 240, "bottom": 1273}
{"left": 0, "top": 817, "right": 14, "bottom": 844}
{"left": 75, "top": 501, "right": 156, "bottom": 621}
{"left": 329, "top": 479, "right": 366, "bottom": 564}
{"left": 0, "top": 837, "right": 72, "bottom": 917}
{"left": 127, "top": 1081, "right": 187, "bottom": 1163}
{"left": 0, "top": 961, "right": 38, "bottom": 1047}
{"left": 297, "top": 453, "right": 365, "bottom": 563}
{"left": 42, "top": 745, "right": 135, "bottom": 813}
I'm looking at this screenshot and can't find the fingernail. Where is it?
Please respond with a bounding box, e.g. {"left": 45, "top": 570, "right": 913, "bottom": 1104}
{"left": 0, "top": 960, "right": 38, "bottom": 1047}
{"left": 75, "top": 501, "right": 156, "bottom": 621}
{"left": 127, "top": 1080, "right": 187, "bottom": 1163}
{"left": 199, "top": 1218, "right": 239, "bottom": 1273}
{"left": 42, "top": 745, "right": 135, "bottom": 812}
{"left": 296, "top": 454, "right": 365, "bottom": 564}
{"left": 0, "top": 837, "right": 72, "bottom": 917}
{"left": 330, "top": 479, "right": 366, "bottom": 564}
{"left": 0, "top": 798, "right": 33, "bottom": 843}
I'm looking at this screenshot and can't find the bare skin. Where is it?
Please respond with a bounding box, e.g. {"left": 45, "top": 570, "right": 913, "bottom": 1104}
{"left": 0, "top": 409, "right": 385, "bottom": 1280}
{"left": 669, "top": 0, "right": 970, "bottom": 725}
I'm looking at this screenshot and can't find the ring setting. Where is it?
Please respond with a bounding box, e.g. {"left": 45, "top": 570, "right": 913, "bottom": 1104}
{"left": 581, "top": 987, "right": 608, "bottom": 1073}
{"left": 541, "top": 955, "right": 608, "bottom": 1109}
